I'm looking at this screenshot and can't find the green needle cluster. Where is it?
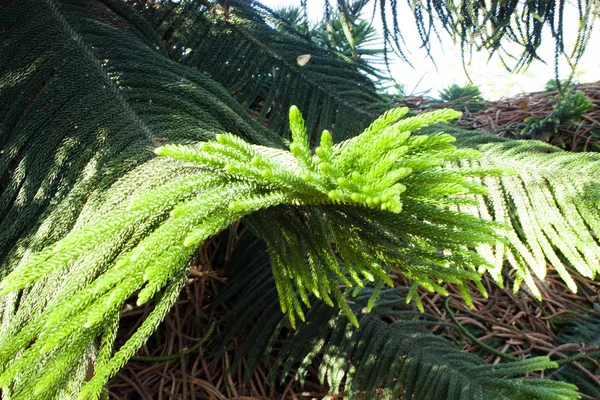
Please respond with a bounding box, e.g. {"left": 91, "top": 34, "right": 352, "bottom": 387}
{"left": 0, "top": 106, "right": 505, "bottom": 399}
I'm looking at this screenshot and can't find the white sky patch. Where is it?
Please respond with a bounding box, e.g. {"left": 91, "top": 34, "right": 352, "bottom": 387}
{"left": 260, "top": 0, "right": 600, "bottom": 100}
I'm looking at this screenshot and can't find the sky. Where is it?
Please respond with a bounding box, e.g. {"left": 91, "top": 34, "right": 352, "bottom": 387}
{"left": 260, "top": 0, "right": 600, "bottom": 100}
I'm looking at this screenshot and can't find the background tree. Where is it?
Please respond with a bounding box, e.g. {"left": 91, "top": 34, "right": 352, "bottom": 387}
{"left": 0, "top": 0, "right": 599, "bottom": 399}
{"left": 273, "top": 1, "right": 389, "bottom": 82}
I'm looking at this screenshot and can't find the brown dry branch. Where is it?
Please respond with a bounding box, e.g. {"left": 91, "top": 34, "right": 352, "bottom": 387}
{"left": 415, "top": 268, "right": 599, "bottom": 367}
{"left": 397, "top": 82, "right": 600, "bottom": 152}
{"left": 456, "top": 82, "right": 600, "bottom": 152}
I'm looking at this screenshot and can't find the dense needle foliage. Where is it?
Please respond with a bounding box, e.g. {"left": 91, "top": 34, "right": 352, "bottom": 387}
{"left": 0, "top": 0, "right": 599, "bottom": 399}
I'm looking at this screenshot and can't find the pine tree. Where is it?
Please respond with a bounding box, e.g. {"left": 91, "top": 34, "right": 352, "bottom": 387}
{"left": 0, "top": 1, "right": 598, "bottom": 399}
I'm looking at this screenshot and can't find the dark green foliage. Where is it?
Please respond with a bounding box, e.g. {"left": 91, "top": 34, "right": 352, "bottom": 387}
{"left": 132, "top": 0, "right": 389, "bottom": 141}
{"left": 522, "top": 90, "right": 595, "bottom": 143}
{"left": 439, "top": 83, "right": 482, "bottom": 102}
{"left": 271, "top": 5, "right": 311, "bottom": 36}
{"left": 0, "top": 1, "right": 599, "bottom": 399}
{"left": 547, "top": 315, "right": 600, "bottom": 398}
{"left": 0, "top": 0, "right": 281, "bottom": 265}
{"left": 311, "top": 1, "right": 387, "bottom": 80}
{"left": 216, "top": 235, "right": 579, "bottom": 400}
{"left": 545, "top": 79, "right": 579, "bottom": 92}
{"left": 438, "top": 83, "right": 486, "bottom": 112}
{"left": 266, "top": 0, "right": 598, "bottom": 74}
{"left": 355, "top": 0, "right": 597, "bottom": 73}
